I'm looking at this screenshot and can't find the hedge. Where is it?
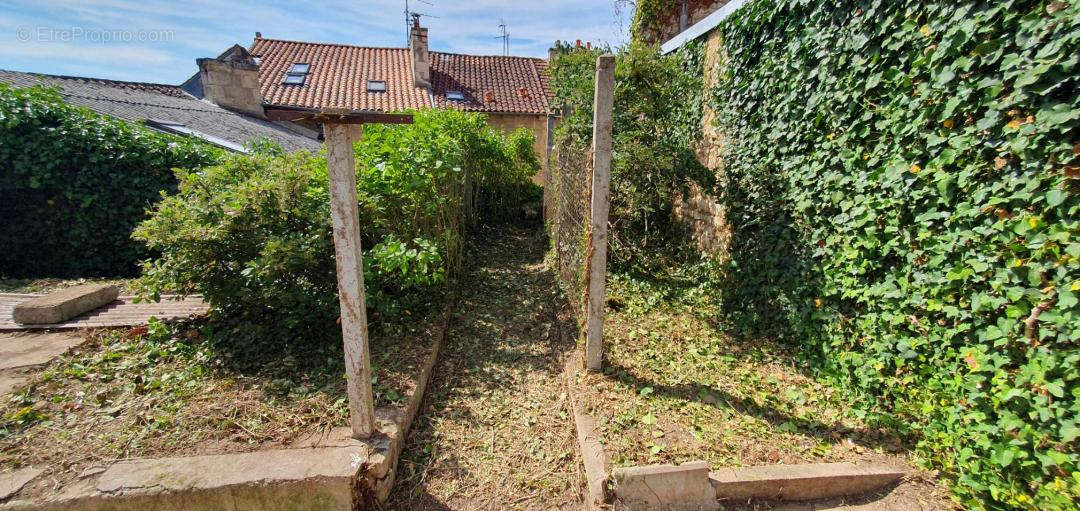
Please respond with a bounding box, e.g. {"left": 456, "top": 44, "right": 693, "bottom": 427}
{"left": 630, "top": 0, "right": 1078, "bottom": 508}
{"left": 0, "top": 85, "right": 220, "bottom": 278}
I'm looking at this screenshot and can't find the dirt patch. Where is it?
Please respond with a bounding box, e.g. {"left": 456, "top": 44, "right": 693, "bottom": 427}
{"left": 0, "top": 306, "right": 443, "bottom": 501}
{"left": 388, "top": 225, "right": 584, "bottom": 510}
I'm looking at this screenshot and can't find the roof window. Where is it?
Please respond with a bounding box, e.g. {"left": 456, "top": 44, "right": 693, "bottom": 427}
{"left": 284, "top": 63, "right": 310, "bottom": 85}
{"left": 366, "top": 80, "right": 387, "bottom": 92}
{"left": 446, "top": 91, "right": 464, "bottom": 100}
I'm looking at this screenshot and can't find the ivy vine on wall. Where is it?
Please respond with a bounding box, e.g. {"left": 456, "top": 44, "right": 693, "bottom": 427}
{"left": 679, "top": 0, "right": 1078, "bottom": 509}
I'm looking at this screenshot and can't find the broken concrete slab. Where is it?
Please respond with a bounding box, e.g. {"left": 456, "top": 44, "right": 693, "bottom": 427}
{"left": 13, "top": 284, "right": 119, "bottom": 325}
{"left": 612, "top": 461, "right": 719, "bottom": 511}
{"left": 710, "top": 462, "right": 905, "bottom": 502}
{"left": 1, "top": 468, "right": 42, "bottom": 501}
{"left": 0, "top": 373, "right": 29, "bottom": 398}
{"left": 0, "top": 332, "right": 85, "bottom": 370}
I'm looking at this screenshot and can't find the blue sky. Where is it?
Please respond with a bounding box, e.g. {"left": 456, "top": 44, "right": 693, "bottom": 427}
{"left": 0, "top": 0, "right": 631, "bottom": 84}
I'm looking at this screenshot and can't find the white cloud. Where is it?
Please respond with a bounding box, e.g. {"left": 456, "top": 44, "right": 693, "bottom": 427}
{"left": 1, "top": 0, "right": 631, "bottom": 82}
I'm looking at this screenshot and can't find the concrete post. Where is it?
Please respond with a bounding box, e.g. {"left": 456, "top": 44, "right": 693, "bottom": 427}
{"left": 325, "top": 123, "right": 376, "bottom": 438}
{"left": 585, "top": 54, "right": 615, "bottom": 372}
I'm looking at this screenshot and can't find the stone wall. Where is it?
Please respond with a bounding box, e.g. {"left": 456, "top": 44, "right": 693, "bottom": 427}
{"left": 672, "top": 29, "right": 731, "bottom": 258}
{"left": 197, "top": 59, "right": 265, "bottom": 119}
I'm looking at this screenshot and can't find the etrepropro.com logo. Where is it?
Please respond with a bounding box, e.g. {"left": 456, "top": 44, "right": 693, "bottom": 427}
{"left": 16, "top": 26, "right": 174, "bottom": 43}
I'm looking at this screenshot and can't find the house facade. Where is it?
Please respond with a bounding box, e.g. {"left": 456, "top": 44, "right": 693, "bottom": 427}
{"left": 183, "top": 21, "right": 556, "bottom": 182}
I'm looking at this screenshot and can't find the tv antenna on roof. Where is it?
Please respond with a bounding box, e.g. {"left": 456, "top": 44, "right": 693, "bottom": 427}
{"left": 495, "top": 19, "right": 509, "bottom": 56}
{"left": 404, "top": 0, "right": 439, "bottom": 45}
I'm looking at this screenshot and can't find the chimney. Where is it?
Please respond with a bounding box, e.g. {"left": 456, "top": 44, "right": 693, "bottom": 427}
{"left": 410, "top": 18, "right": 431, "bottom": 89}
{"left": 196, "top": 44, "right": 265, "bottom": 118}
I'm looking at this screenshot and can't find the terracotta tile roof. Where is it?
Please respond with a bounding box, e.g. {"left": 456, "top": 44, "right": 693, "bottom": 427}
{"left": 430, "top": 52, "right": 551, "bottom": 114}
{"left": 250, "top": 37, "right": 429, "bottom": 111}
{"left": 250, "top": 36, "right": 553, "bottom": 115}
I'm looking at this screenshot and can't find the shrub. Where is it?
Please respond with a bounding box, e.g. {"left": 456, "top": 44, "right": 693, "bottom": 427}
{"left": 0, "top": 85, "right": 220, "bottom": 277}
{"left": 133, "top": 109, "right": 538, "bottom": 348}
{"left": 549, "top": 41, "right": 709, "bottom": 266}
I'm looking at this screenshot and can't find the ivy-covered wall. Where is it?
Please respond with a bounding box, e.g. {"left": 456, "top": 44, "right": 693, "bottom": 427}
{"left": 659, "top": 0, "right": 1078, "bottom": 509}
{"left": 0, "top": 85, "right": 221, "bottom": 277}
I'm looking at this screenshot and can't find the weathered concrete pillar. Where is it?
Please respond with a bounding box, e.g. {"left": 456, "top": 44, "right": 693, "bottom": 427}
{"left": 585, "top": 54, "right": 615, "bottom": 372}
{"left": 325, "top": 123, "right": 376, "bottom": 438}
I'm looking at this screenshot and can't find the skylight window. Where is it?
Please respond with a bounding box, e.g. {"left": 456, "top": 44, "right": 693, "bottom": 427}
{"left": 446, "top": 91, "right": 464, "bottom": 101}
{"left": 283, "top": 63, "right": 310, "bottom": 85}
{"left": 366, "top": 80, "right": 387, "bottom": 92}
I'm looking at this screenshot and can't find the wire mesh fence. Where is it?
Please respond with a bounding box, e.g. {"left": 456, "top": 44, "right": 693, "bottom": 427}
{"left": 549, "top": 139, "right": 591, "bottom": 313}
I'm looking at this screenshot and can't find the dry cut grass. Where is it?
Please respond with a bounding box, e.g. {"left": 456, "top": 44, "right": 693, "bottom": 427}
{"left": 572, "top": 266, "right": 955, "bottom": 509}
{"left": 0, "top": 308, "right": 442, "bottom": 499}
{"left": 389, "top": 225, "right": 584, "bottom": 510}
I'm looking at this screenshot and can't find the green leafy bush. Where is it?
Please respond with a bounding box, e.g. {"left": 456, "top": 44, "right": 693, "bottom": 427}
{"left": 134, "top": 109, "right": 538, "bottom": 347}
{"left": 624, "top": 0, "right": 1078, "bottom": 508}
{"left": 549, "top": 41, "right": 709, "bottom": 265}
{"left": 0, "top": 85, "right": 221, "bottom": 277}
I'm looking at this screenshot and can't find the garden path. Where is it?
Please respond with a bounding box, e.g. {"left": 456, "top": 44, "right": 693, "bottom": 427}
{"left": 388, "top": 224, "right": 585, "bottom": 510}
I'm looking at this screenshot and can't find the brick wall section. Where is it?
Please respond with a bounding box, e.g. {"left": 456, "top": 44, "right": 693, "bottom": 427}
{"left": 485, "top": 112, "right": 550, "bottom": 185}
{"left": 672, "top": 29, "right": 731, "bottom": 257}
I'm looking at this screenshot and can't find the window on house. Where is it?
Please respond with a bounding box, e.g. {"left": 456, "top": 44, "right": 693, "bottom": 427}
{"left": 366, "top": 80, "right": 387, "bottom": 92}
{"left": 446, "top": 91, "right": 464, "bottom": 100}
{"left": 284, "top": 63, "right": 310, "bottom": 85}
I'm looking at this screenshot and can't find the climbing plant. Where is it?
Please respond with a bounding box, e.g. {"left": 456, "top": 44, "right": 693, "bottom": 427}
{"left": 549, "top": 40, "right": 709, "bottom": 268}
{"left": 624, "top": 0, "right": 1078, "bottom": 509}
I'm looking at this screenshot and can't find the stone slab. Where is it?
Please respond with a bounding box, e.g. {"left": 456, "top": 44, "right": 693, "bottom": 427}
{"left": 564, "top": 353, "right": 610, "bottom": 507}
{"left": 0, "top": 333, "right": 84, "bottom": 370}
{"left": 13, "top": 285, "right": 119, "bottom": 325}
{"left": 710, "top": 462, "right": 905, "bottom": 502}
{"left": 3, "top": 446, "right": 371, "bottom": 511}
{"left": 1, "top": 468, "right": 42, "bottom": 501}
{"left": 613, "top": 461, "right": 719, "bottom": 511}
{"left": 0, "top": 373, "right": 29, "bottom": 398}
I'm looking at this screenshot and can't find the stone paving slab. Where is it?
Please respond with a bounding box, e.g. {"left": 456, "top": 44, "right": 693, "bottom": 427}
{"left": 1, "top": 469, "right": 43, "bottom": 501}
{"left": 0, "top": 295, "right": 209, "bottom": 331}
{"left": 12, "top": 284, "right": 119, "bottom": 325}
{"left": 0, "top": 332, "right": 85, "bottom": 370}
{"left": 0, "top": 373, "right": 29, "bottom": 398}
